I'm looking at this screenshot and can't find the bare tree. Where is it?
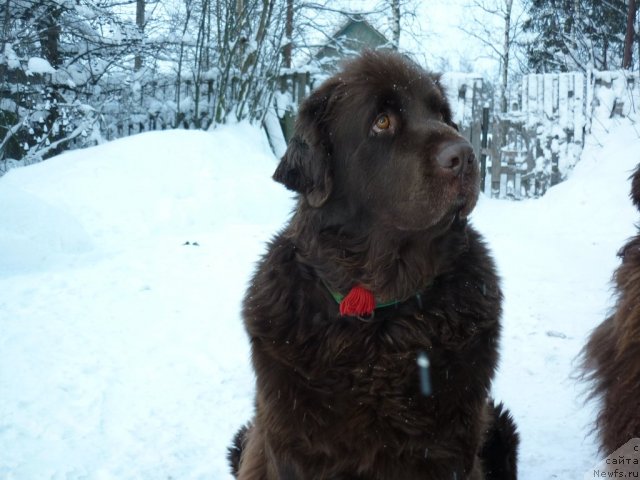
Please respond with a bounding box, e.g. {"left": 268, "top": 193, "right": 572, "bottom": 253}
{"left": 283, "top": 0, "right": 294, "bottom": 68}
{"left": 390, "top": 0, "right": 400, "bottom": 50}
{"left": 501, "top": 0, "right": 513, "bottom": 113}
{"left": 181, "top": 0, "right": 286, "bottom": 124}
{"left": 460, "top": 0, "right": 527, "bottom": 113}
{"left": 175, "top": 0, "right": 193, "bottom": 126}
{"left": 281, "top": 0, "right": 423, "bottom": 67}
{"left": 134, "top": 0, "right": 145, "bottom": 71}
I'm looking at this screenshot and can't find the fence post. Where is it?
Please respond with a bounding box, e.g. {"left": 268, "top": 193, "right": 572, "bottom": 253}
{"left": 490, "top": 119, "right": 504, "bottom": 197}
{"left": 480, "top": 107, "right": 489, "bottom": 193}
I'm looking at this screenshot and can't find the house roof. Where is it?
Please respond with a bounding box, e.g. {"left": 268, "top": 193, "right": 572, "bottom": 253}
{"left": 313, "top": 15, "right": 390, "bottom": 67}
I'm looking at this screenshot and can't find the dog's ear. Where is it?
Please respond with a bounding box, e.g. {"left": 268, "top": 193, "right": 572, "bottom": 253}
{"left": 273, "top": 80, "right": 338, "bottom": 208}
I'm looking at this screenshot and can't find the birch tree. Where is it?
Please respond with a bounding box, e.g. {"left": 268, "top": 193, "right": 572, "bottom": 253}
{"left": 460, "top": 0, "right": 526, "bottom": 113}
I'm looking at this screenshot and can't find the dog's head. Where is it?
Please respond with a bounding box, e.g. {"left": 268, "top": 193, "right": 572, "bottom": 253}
{"left": 273, "top": 50, "right": 480, "bottom": 232}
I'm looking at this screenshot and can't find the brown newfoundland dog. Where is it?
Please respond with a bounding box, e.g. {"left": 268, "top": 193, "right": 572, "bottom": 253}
{"left": 582, "top": 163, "right": 640, "bottom": 454}
{"left": 228, "top": 50, "right": 518, "bottom": 479}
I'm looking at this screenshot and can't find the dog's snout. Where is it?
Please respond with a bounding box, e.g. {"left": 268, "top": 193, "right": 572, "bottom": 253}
{"left": 435, "top": 140, "right": 475, "bottom": 176}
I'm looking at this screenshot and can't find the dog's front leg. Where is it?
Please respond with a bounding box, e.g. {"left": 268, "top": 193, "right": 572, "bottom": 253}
{"left": 236, "top": 424, "right": 273, "bottom": 480}
{"left": 237, "top": 426, "right": 301, "bottom": 480}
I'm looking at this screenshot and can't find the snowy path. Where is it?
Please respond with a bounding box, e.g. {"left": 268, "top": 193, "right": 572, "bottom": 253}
{"left": 1, "top": 122, "right": 639, "bottom": 479}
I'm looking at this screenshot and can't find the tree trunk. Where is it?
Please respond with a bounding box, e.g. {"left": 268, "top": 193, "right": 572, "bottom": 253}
{"left": 134, "top": 0, "right": 145, "bottom": 71}
{"left": 623, "top": 0, "right": 637, "bottom": 69}
{"left": 391, "top": 0, "right": 400, "bottom": 50}
{"left": 2, "top": 0, "right": 10, "bottom": 52}
{"left": 236, "top": 0, "right": 273, "bottom": 118}
{"left": 194, "top": 0, "right": 210, "bottom": 127}
{"left": 37, "top": 5, "right": 61, "bottom": 67}
{"left": 501, "top": 0, "right": 513, "bottom": 113}
{"left": 176, "top": 1, "right": 193, "bottom": 126}
{"left": 283, "top": 0, "right": 293, "bottom": 68}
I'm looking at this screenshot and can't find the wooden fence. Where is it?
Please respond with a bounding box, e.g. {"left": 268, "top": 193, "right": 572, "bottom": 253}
{"left": 0, "top": 67, "right": 217, "bottom": 151}
{"left": 5, "top": 65, "right": 639, "bottom": 197}
{"left": 488, "top": 70, "right": 640, "bottom": 199}
{"left": 101, "top": 79, "right": 218, "bottom": 141}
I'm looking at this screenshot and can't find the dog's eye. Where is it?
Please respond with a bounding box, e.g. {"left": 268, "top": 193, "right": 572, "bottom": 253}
{"left": 372, "top": 114, "right": 392, "bottom": 133}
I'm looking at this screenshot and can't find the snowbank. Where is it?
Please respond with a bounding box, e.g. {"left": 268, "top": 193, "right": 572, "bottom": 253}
{"left": 0, "top": 123, "right": 292, "bottom": 269}
{"left": 0, "top": 122, "right": 294, "bottom": 479}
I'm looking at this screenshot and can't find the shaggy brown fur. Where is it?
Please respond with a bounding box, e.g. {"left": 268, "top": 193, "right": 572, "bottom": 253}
{"left": 229, "top": 50, "right": 519, "bottom": 479}
{"left": 583, "top": 163, "right": 640, "bottom": 454}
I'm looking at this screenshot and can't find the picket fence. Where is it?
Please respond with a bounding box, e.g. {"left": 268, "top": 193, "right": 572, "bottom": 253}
{"left": 5, "top": 66, "right": 638, "bottom": 198}
{"left": 487, "top": 70, "right": 639, "bottom": 199}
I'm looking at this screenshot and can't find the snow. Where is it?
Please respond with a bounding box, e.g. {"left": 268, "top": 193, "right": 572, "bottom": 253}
{"left": 26, "top": 57, "right": 56, "bottom": 75}
{"left": 0, "top": 123, "right": 293, "bottom": 479}
{"left": 263, "top": 108, "right": 288, "bottom": 159}
{"left": 592, "top": 70, "right": 640, "bottom": 123}
{"left": 3, "top": 44, "right": 21, "bottom": 70}
{"left": 476, "top": 120, "right": 640, "bottom": 478}
{"left": 1, "top": 119, "right": 640, "bottom": 479}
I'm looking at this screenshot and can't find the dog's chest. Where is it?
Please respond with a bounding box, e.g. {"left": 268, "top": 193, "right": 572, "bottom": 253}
{"left": 303, "top": 308, "right": 436, "bottom": 402}
{"left": 276, "top": 312, "right": 448, "bottom": 454}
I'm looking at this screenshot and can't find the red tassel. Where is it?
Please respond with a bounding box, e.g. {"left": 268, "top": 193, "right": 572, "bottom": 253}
{"left": 339, "top": 285, "right": 376, "bottom": 317}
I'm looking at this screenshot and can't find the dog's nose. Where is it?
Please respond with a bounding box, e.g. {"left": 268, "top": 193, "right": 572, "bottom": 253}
{"left": 435, "top": 140, "right": 475, "bottom": 176}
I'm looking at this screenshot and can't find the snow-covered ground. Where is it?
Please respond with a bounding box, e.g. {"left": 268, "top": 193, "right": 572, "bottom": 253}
{"left": 1, "top": 119, "right": 639, "bottom": 479}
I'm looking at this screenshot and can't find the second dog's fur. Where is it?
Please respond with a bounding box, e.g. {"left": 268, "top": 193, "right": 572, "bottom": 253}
{"left": 582, "top": 163, "right": 640, "bottom": 453}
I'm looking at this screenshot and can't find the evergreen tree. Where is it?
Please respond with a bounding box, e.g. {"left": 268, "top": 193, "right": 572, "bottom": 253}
{"left": 523, "top": 0, "right": 627, "bottom": 72}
